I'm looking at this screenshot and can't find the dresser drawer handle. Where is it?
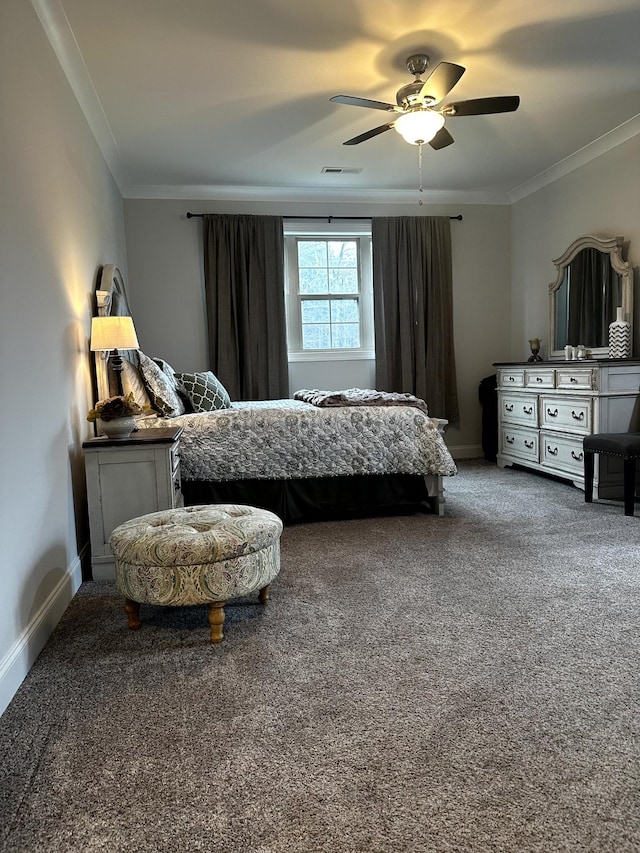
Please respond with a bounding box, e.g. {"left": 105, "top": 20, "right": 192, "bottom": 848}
{"left": 571, "top": 410, "right": 585, "bottom": 421}
{"left": 523, "top": 405, "right": 533, "bottom": 415}
{"left": 571, "top": 450, "right": 584, "bottom": 461}
{"left": 524, "top": 440, "right": 534, "bottom": 449}
{"left": 547, "top": 408, "right": 558, "bottom": 417}
{"left": 505, "top": 435, "right": 515, "bottom": 445}
{"left": 508, "top": 376, "right": 515, "bottom": 382}
{"left": 535, "top": 376, "right": 543, "bottom": 383}
{"left": 547, "top": 445, "right": 558, "bottom": 456}
{"left": 570, "top": 376, "right": 578, "bottom": 383}
{"left": 505, "top": 404, "right": 514, "bottom": 412}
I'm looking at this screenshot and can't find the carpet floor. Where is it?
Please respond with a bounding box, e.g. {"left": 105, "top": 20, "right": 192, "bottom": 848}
{"left": 1, "top": 460, "right": 639, "bottom": 852}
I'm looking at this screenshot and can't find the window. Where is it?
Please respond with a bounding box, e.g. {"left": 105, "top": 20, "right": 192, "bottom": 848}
{"left": 284, "top": 221, "right": 373, "bottom": 361}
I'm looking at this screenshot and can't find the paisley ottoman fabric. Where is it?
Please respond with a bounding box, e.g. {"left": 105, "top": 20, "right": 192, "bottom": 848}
{"left": 109, "top": 504, "right": 282, "bottom": 641}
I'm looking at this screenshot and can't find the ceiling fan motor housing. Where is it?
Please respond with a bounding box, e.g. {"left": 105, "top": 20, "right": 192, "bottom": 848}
{"left": 396, "top": 81, "right": 434, "bottom": 108}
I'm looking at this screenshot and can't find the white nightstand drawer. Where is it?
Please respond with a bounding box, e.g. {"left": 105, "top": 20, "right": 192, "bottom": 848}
{"left": 501, "top": 393, "right": 538, "bottom": 427}
{"left": 500, "top": 426, "right": 539, "bottom": 462}
{"left": 541, "top": 431, "right": 585, "bottom": 475}
{"left": 540, "top": 396, "right": 592, "bottom": 434}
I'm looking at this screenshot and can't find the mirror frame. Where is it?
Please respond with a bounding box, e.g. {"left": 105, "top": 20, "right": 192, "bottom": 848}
{"left": 549, "top": 235, "right": 633, "bottom": 359}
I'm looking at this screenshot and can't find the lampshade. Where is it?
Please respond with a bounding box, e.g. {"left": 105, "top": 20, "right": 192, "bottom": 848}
{"left": 90, "top": 316, "right": 139, "bottom": 351}
{"left": 394, "top": 110, "right": 445, "bottom": 145}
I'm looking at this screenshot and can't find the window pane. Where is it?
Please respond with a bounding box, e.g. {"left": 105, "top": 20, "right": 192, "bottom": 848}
{"left": 299, "top": 268, "right": 328, "bottom": 294}
{"left": 330, "top": 299, "right": 359, "bottom": 323}
{"left": 301, "top": 300, "right": 330, "bottom": 323}
{"left": 328, "top": 268, "right": 358, "bottom": 294}
{"left": 302, "top": 324, "right": 331, "bottom": 349}
{"left": 328, "top": 241, "right": 357, "bottom": 267}
{"left": 331, "top": 324, "right": 360, "bottom": 348}
{"left": 298, "top": 241, "right": 327, "bottom": 267}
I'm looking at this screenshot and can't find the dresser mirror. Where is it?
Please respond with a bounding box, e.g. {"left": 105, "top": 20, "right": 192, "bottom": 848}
{"left": 549, "top": 235, "right": 633, "bottom": 359}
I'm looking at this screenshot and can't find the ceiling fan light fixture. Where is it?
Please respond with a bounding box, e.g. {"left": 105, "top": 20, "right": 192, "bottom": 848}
{"left": 394, "top": 109, "right": 445, "bottom": 145}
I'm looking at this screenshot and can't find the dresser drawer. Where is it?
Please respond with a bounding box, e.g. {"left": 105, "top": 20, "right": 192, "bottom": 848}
{"left": 525, "top": 369, "right": 555, "bottom": 389}
{"left": 500, "top": 392, "right": 538, "bottom": 427}
{"left": 540, "top": 395, "right": 592, "bottom": 434}
{"left": 555, "top": 368, "right": 594, "bottom": 390}
{"left": 541, "top": 431, "right": 585, "bottom": 476}
{"left": 500, "top": 426, "right": 539, "bottom": 462}
{"left": 498, "top": 369, "right": 525, "bottom": 389}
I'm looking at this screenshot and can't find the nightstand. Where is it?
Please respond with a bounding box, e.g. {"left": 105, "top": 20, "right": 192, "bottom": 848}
{"left": 83, "top": 426, "right": 183, "bottom": 580}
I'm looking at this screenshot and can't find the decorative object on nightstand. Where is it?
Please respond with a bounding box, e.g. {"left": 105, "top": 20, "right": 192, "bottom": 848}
{"left": 90, "top": 315, "right": 139, "bottom": 394}
{"left": 527, "top": 338, "right": 543, "bottom": 362}
{"left": 86, "top": 392, "right": 147, "bottom": 439}
{"left": 609, "top": 307, "right": 631, "bottom": 359}
{"left": 83, "top": 427, "right": 183, "bottom": 580}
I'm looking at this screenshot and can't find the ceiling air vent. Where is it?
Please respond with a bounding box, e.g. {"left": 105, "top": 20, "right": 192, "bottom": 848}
{"left": 321, "top": 166, "right": 362, "bottom": 174}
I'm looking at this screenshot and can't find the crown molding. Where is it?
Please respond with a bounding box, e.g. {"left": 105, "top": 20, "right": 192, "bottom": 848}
{"left": 123, "top": 183, "right": 512, "bottom": 205}
{"left": 508, "top": 114, "right": 640, "bottom": 203}
{"left": 30, "top": 0, "right": 128, "bottom": 192}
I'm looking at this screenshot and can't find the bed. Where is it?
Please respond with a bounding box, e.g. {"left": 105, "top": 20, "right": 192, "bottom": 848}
{"left": 92, "top": 265, "right": 457, "bottom": 520}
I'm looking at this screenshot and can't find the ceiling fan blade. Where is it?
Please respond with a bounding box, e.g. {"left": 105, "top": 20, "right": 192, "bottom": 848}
{"left": 330, "top": 94, "right": 397, "bottom": 112}
{"left": 429, "top": 127, "right": 454, "bottom": 150}
{"left": 418, "top": 62, "right": 466, "bottom": 105}
{"left": 343, "top": 122, "right": 395, "bottom": 145}
{"left": 441, "top": 95, "right": 520, "bottom": 116}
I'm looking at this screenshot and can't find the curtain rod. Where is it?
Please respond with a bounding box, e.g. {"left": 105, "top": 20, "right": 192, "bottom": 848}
{"left": 186, "top": 212, "right": 463, "bottom": 221}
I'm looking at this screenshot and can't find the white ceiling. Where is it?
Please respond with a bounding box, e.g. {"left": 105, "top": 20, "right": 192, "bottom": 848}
{"left": 34, "top": 0, "right": 640, "bottom": 203}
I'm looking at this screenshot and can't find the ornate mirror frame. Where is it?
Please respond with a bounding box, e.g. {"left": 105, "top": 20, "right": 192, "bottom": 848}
{"left": 548, "top": 235, "right": 633, "bottom": 359}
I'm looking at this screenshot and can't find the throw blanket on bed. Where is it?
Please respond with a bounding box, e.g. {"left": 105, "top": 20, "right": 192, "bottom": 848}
{"left": 140, "top": 399, "right": 456, "bottom": 483}
{"left": 293, "top": 388, "right": 430, "bottom": 415}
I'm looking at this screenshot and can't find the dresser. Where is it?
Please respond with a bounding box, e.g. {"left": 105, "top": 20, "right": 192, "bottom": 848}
{"left": 83, "top": 426, "right": 183, "bottom": 581}
{"left": 495, "top": 360, "right": 640, "bottom": 499}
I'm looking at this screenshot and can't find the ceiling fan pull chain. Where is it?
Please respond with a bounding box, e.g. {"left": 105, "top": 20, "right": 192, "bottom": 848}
{"left": 418, "top": 141, "right": 424, "bottom": 206}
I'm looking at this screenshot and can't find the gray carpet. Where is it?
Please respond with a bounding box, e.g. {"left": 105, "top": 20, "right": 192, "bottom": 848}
{"left": 1, "top": 461, "right": 639, "bottom": 852}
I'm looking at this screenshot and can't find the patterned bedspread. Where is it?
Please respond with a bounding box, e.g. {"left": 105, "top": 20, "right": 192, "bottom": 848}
{"left": 140, "top": 399, "right": 457, "bottom": 482}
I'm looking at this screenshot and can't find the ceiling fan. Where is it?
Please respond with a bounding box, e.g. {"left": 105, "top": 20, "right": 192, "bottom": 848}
{"left": 330, "top": 54, "right": 520, "bottom": 148}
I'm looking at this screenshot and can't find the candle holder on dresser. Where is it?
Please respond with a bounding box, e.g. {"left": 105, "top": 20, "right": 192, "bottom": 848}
{"left": 527, "top": 338, "right": 543, "bottom": 362}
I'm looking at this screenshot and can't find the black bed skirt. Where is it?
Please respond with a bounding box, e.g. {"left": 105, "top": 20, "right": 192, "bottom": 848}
{"left": 182, "top": 474, "right": 431, "bottom": 524}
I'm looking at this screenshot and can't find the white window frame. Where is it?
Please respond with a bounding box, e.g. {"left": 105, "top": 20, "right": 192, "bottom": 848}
{"left": 284, "top": 220, "right": 374, "bottom": 362}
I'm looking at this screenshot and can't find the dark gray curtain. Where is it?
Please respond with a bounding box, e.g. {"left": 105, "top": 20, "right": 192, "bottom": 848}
{"left": 203, "top": 214, "right": 289, "bottom": 401}
{"left": 372, "top": 216, "right": 459, "bottom": 423}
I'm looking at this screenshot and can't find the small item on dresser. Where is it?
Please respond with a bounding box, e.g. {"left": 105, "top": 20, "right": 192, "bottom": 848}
{"left": 609, "top": 306, "right": 631, "bottom": 359}
{"left": 575, "top": 344, "right": 587, "bottom": 360}
{"left": 527, "top": 338, "right": 543, "bottom": 362}
{"left": 564, "top": 345, "right": 573, "bottom": 360}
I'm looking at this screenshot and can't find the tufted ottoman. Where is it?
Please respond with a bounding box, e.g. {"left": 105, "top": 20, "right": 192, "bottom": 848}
{"left": 109, "top": 504, "right": 283, "bottom": 642}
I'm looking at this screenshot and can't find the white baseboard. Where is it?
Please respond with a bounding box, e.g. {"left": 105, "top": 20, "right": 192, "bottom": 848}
{"left": 449, "top": 444, "right": 483, "bottom": 459}
{"left": 0, "top": 551, "right": 84, "bottom": 718}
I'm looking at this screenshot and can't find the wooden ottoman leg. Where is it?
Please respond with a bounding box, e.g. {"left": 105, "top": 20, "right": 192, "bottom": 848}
{"left": 124, "top": 598, "right": 141, "bottom": 630}
{"left": 259, "top": 584, "right": 271, "bottom": 604}
{"left": 208, "top": 601, "right": 226, "bottom": 643}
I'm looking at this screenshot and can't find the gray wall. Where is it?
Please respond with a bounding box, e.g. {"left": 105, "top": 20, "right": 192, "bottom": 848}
{"left": 510, "top": 136, "right": 640, "bottom": 362}
{"left": 124, "top": 199, "right": 512, "bottom": 457}
{"left": 0, "top": 0, "right": 127, "bottom": 715}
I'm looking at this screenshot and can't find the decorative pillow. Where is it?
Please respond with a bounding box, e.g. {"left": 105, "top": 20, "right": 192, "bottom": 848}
{"left": 121, "top": 360, "right": 153, "bottom": 410}
{"left": 174, "top": 371, "right": 231, "bottom": 412}
{"left": 138, "top": 351, "right": 185, "bottom": 417}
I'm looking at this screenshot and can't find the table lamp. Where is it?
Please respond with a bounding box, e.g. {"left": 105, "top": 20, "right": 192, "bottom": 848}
{"left": 90, "top": 316, "right": 139, "bottom": 395}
